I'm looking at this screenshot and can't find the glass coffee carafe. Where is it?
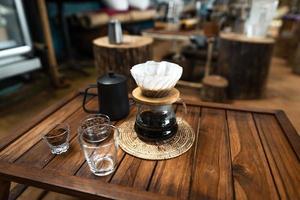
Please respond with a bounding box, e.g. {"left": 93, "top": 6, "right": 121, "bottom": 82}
{"left": 135, "top": 103, "right": 178, "bottom": 141}
{"left": 132, "top": 87, "right": 180, "bottom": 141}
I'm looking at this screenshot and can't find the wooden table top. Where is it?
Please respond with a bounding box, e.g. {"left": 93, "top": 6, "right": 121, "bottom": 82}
{"left": 142, "top": 28, "right": 204, "bottom": 41}
{"left": 93, "top": 35, "right": 153, "bottom": 49}
{"left": 0, "top": 92, "right": 299, "bottom": 200}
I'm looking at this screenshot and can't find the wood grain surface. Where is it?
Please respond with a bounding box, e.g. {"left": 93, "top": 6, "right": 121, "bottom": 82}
{"left": 148, "top": 106, "right": 200, "bottom": 199}
{"left": 0, "top": 92, "right": 78, "bottom": 151}
{"left": 190, "top": 108, "right": 233, "bottom": 200}
{"left": 75, "top": 107, "right": 137, "bottom": 181}
{"left": 0, "top": 162, "right": 174, "bottom": 200}
{"left": 275, "top": 110, "right": 300, "bottom": 159}
{"left": 0, "top": 93, "right": 299, "bottom": 200}
{"left": 0, "top": 96, "right": 84, "bottom": 163}
{"left": 15, "top": 98, "right": 97, "bottom": 169}
{"left": 218, "top": 34, "right": 274, "bottom": 99}
{"left": 110, "top": 155, "right": 156, "bottom": 190}
{"left": 0, "top": 179, "right": 10, "bottom": 200}
{"left": 227, "top": 111, "right": 279, "bottom": 199}
{"left": 93, "top": 35, "right": 153, "bottom": 91}
{"left": 254, "top": 114, "right": 300, "bottom": 199}
{"left": 8, "top": 184, "right": 28, "bottom": 200}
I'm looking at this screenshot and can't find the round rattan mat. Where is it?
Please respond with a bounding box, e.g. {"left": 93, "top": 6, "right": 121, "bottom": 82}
{"left": 118, "top": 117, "right": 195, "bottom": 160}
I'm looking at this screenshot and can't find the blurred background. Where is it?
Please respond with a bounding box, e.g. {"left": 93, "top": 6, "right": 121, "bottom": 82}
{"left": 1, "top": 0, "right": 300, "bottom": 199}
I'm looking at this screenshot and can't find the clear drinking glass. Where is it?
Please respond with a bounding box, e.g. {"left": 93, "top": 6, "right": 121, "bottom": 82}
{"left": 79, "top": 124, "right": 119, "bottom": 176}
{"left": 77, "top": 114, "right": 110, "bottom": 135}
{"left": 42, "top": 123, "right": 70, "bottom": 154}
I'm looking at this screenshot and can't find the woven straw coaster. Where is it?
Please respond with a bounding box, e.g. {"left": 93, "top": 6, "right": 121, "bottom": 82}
{"left": 118, "top": 117, "right": 195, "bottom": 160}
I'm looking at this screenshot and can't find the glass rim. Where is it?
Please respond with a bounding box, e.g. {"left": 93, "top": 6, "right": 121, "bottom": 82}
{"left": 84, "top": 114, "right": 110, "bottom": 121}
{"left": 79, "top": 124, "right": 119, "bottom": 146}
{"left": 77, "top": 114, "right": 111, "bottom": 134}
{"left": 43, "top": 123, "right": 70, "bottom": 139}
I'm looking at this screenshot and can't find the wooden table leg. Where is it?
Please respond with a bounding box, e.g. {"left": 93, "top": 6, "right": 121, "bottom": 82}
{"left": 0, "top": 179, "right": 10, "bottom": 200}
{"left": 37, "top": 0, "right": 63, "bottom": 88}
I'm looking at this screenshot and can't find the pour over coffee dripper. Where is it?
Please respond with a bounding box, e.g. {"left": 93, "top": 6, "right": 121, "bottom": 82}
{"left": 130, "top": 61, "right": 183, "bottom": 141}
{"left": 132, "top": 87, "right": 180, "bottom": 141}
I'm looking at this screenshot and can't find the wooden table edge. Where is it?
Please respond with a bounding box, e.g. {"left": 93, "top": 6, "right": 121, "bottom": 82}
{"left": 141, "top": 28, "right": 204, "bottom": 41}
{"left": 178, "top": 100, "right": 282, "bottom": 114}
{"left": 0, "top": 91, "right": 80, "bottom": 151}
{"left": 274, "top": 110, "right": 300, "bottom": 159}
{"left": 0, "top": 162, "right": 176, "bottom": 200}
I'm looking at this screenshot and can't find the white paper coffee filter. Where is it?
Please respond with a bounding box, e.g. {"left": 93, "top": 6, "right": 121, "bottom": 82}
{"left": 130, "top": 61, "right": 182, "bottom": 91}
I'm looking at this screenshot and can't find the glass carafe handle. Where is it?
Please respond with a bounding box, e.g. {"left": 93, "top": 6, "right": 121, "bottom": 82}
{"left": 177, "top": 97, "right": 187, "bottom": 114}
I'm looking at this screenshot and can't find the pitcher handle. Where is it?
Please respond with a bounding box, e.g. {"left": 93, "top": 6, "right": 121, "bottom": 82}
{"left": 82, "top": 84, "right": 98, "bottom": 113}
{"left": 177, "top": 97, "right": 187, "bottom": 114}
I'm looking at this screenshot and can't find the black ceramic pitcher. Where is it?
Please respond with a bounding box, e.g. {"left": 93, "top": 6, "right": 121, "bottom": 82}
{"left": 82, "top": 72, "right": 129, "bottom": 120}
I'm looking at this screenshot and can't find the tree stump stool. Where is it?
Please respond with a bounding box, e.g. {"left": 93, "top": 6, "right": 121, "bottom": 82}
{"left": 293, "top": 42, "right": 300, "bottom": 75}
{"left": 218, "top": 33, "right": 274, "bottom": 99}
{"left": 93, "top": 35, "right": 153, "bottom": 91}
{"left": 201, "top": 75, "right": 228, "bottom": 103}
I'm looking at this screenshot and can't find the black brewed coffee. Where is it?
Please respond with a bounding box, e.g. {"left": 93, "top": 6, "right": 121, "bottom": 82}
{"left": 45, "top": 128, "right": 68, "bottom": 146}
{"left": 134, "top": 111, "right": 178, "bottom": 141}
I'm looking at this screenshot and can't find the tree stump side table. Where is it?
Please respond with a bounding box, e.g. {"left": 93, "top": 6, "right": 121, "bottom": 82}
{"left": 218, "top": 33, "right": 275, "bottom": 99}
{"left": 93, "top": 35, "right": 153, "bottom": 92}
{"left": 293, "top": 43, "right": 300, "bottom": 75}
{"left": 201, "top": 75, "right": 228, "bottom": 103}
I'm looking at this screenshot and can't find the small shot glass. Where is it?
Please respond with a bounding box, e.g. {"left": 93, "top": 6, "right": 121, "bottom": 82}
{"left": 42, "top": 123, "right": 70, "bottom": 154}
{"left": 77, "top": 114, "right": 110, "bottom": 136}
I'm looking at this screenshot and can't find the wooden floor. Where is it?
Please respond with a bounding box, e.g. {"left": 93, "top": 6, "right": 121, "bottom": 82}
{"left": 0, "top": 56, "right": 299, "bottom": 199}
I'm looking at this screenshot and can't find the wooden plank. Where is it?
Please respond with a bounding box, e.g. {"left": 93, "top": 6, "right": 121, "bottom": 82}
{"left": 44, "top": 137, "right": 86, "bottom": 175}
{"left": 275, "top": 110, "right": 300, "bottom": 159}
{"left": 0, "top": 96, "right": 84, "bottom": 163}
{"left": 36, "top": 190, "right": 49, "bottom": 200}
{"left": 75, "top": 149, "right": 126, "bottom": 181}
{"left": 0, "top": 162, "right": 175, "bottom": 200}
{"left": 0, "top": 179, "right": 10, "bottom": 200}
{"left": 110, "top": 155, "right": 156, "bottom": 190}
{"left": 227, "top": 111, "right": 279, "bottom": 199}
{"left": 15, "top": 138, "right": 55, "bottom": 169}
{"left": 15, "top": 98, "right": 98, "bottom": 168}
{"left": 41, "top": 95, "right": 105, "bottom": 174}
{"left": 8, "top": 184, "right": 27, "bottom": 200}
{"left": 74, "top": 107, "right": 137, "bottom": 179}
{"left": 41, "top": 191, "right": 76, "bottom": 200}
{"left": 148, "top": 105, "right": 200, "bottom": 199}
{"left": 108, "top": 105, "right": 179, "bottom": 191}
{"left": 15, "top": 187, "right": 47, "bottom": 200}
{"left": 175, "top": 100, "right": 280, "bottom": 114}
{"left": 0, "top": 92, "right": 79, "bottom": 151}
{"left": 254, "top": 114, "right": 300, "bottom": 199}
{"left": 190, "top": 108, "right": 233, "bottom": 200}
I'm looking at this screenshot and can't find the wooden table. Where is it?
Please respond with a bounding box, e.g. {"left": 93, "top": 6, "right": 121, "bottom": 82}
{"left": 142, "top": 28, "right": 203, "bottom": 41}
{"left": 0, "top": 92, "right": 299, "bottom": 200}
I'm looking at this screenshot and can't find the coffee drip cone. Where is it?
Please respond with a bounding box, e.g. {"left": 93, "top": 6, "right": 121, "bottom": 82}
{"left": 141, "top": 88, "right": 171, "bottom": 98}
